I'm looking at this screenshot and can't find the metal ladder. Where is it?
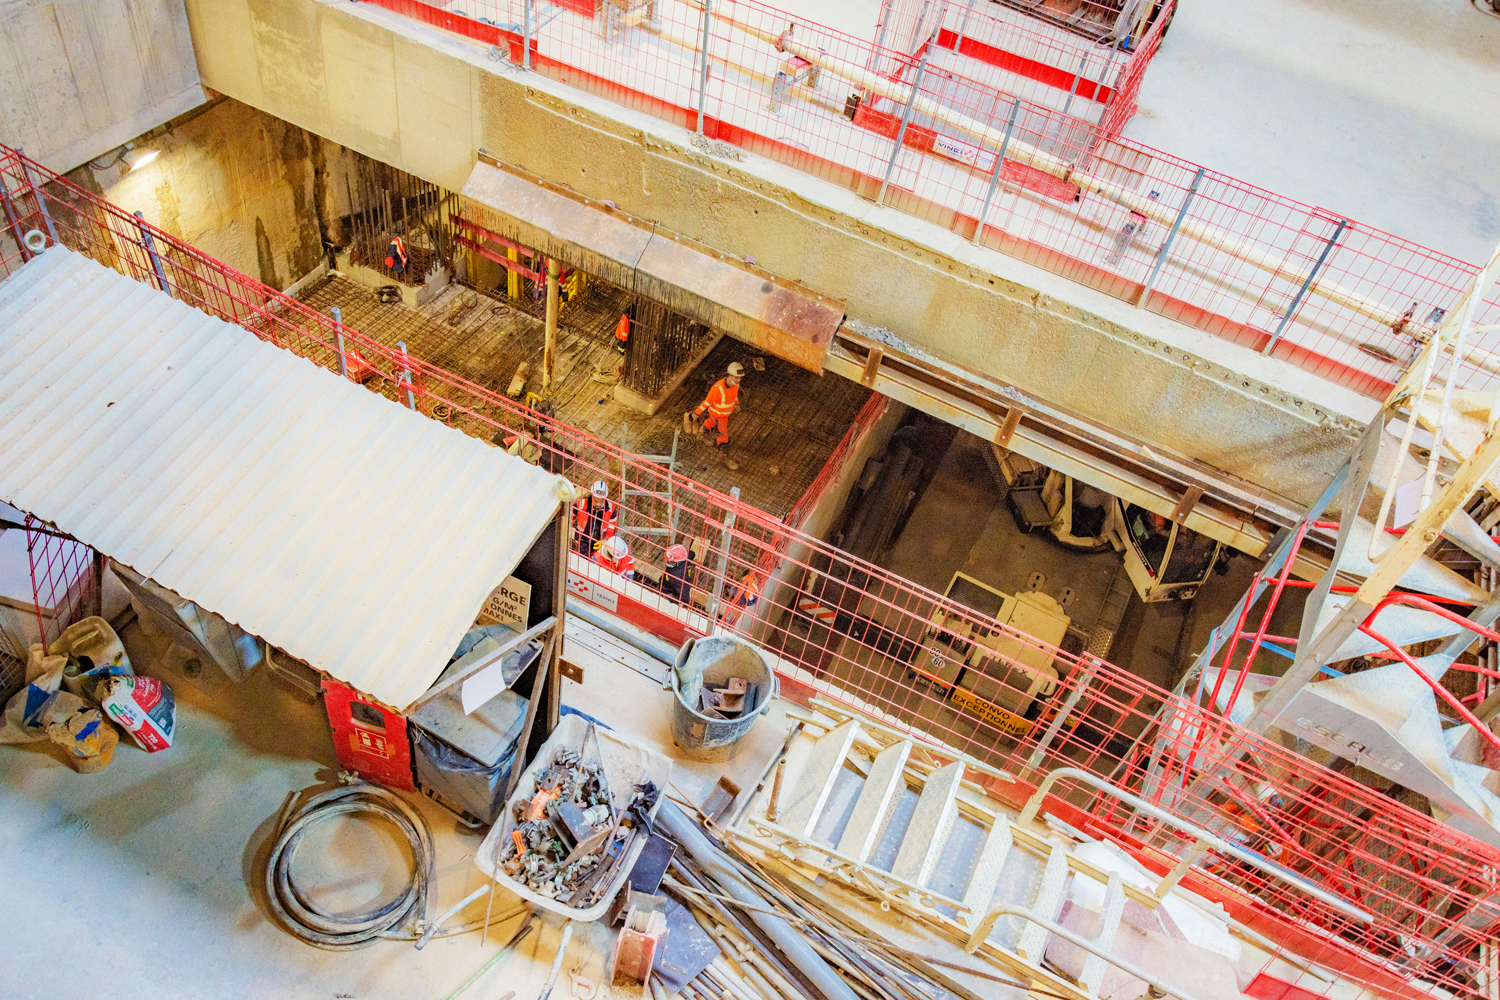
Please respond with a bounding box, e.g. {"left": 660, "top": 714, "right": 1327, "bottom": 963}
{"left": 619, "top": 422, "right": 680, "bottom": 545}
{"left": 743, "top": 708, "right": 1129, "bottom": 995}
{"left": 1086, "top": 560, "right": 1133, "bottom": 659}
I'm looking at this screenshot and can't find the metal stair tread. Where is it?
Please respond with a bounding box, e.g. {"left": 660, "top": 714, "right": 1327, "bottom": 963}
{"left": 781, "top": 719, "right": 860, "bottom": 837}
{"left": 1016, "top": 842, "right": 1072, "bottom": 964}
{"left": 891, "top": 760, "right": 964, "bottom": 885}
{"left": 836, "top": 740, "right": 911, "bottom": 861}
{"left": 1078, "top": 873, "right": 1126, "bottom": 996}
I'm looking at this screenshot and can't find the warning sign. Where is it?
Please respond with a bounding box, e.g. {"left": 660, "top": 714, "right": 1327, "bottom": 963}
{"left": 476, "top": 576, "right": 532, "bottom": 630}
{"left": 950, "top": 686, "right": 1033, "bottom": 738}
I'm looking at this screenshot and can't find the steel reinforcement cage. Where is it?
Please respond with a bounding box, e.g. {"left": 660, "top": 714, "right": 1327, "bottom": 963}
{"left": 351, "top": 0, "right": 1500, "bottom": 401}
{"left": 2, "top": 147, "right": 1499, "bottom": 1000}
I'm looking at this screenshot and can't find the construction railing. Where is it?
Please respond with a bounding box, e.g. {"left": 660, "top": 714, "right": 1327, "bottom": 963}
{"left": 3, "top": 146, "right": 1499, "bottom": 1000}
{"left": 357, "top": 0, "right": 1500, "bottom": 400}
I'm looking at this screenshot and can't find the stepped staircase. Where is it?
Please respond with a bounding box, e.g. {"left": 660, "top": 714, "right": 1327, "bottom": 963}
{"left": 731, "top": 702, "right": 1303, "bottom": 1000}
{"left": 1185, "top": 242, "right": 1500, "bottom": 851}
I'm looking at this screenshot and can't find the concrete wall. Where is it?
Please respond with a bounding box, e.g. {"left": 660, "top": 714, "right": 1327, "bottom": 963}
{"left": 181, "top": 0, "right": 1372, "bottom": 511}
{"left": 71, "top": 96, "right": 374, "bottom": 291}
{"left": 748, "top": 398, "right": 909, "bottom": 647}
{"left": 1, "top": 0, "right": 205, "bottom": 172}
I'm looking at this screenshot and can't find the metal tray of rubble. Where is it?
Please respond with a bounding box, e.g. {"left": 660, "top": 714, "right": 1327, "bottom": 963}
{"left": 474, "top": 714, "right": 673, "bottom": 921}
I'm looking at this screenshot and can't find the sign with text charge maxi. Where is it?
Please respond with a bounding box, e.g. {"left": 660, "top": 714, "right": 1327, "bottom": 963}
{"left": 476, "top": 576, "right": 532, "bottom": 630}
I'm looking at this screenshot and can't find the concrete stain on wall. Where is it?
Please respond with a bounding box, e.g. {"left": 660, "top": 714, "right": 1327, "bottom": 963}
{"left": 68, "top": 96, "right": 333, "bottom": 292}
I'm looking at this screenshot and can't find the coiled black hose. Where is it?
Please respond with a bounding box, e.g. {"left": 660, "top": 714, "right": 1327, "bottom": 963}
{"left": 264, "top": 782, "right": 435, "bottom": 950}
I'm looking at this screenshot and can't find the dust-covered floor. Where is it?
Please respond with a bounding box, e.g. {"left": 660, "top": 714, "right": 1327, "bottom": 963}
{"left": 0, "top": 611, "right": 789, "bottom": 1000}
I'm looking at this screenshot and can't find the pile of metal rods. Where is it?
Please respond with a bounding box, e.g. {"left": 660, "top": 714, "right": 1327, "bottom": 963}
{"left": 653, "top": 830, "right": 1038, "bottom": 1000}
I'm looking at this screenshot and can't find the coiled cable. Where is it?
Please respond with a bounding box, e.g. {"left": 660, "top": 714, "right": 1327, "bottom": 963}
{"left": 264, "top": 780, "right": 435, "bottom": 950}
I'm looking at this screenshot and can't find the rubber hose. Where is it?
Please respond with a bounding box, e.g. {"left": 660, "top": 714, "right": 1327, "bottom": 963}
{"left": 264, "top": 782, "right": 435, "bottom": 950}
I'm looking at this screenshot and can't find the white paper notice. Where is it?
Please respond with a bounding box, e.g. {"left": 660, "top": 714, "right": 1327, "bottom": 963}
{"left": 462, "top": 658, "right": 512, "bottom": 715}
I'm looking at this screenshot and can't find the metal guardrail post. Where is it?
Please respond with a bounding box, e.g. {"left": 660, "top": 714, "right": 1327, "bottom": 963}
{"left": 133, "top": 211, "right": 170, "bottom": 295}
{"left": 397, "top": 340, "right": 417, "bottom": 409}
{"left": 970, "top": 98, "right": 1019, "bottom": 245}
{"left": 953, "top": 0, "right": 976, "bottom": 53}
{"left": 1059, "top": 54, "right": 1089, "bottom": 120}
{"left": 695, "top": 0, "right": 713, "bottom": 135}
{"left": 1137, "top": 167, "right": 1204, "bottom": 306}
{"left": 19, "top": 152, "right": 59, "bottom": 245}
{"left": 331, "top": 306, "right": 348, "bottom": 378}
{"left": 0, "top": 167, "right": 30, "bottom": 262}
{"left": 1261, "top": 218, "right": 1348, "bottom": 356}
{"left": 707, "top": 486, "right": 739, "bottom": 621}
{"left": 876, "top": 52, "right": 928, "bottom": 207}
{"left": 1021, "top": 654, "right": 1100, "bottom": 778}
{"left": 522, "top": 0, "right": 532, "bottom": 70}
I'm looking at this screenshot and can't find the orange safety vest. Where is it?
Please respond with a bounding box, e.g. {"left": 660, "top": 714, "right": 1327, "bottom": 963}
{"left": 616, "top": 314, "right": 630, "bottom": 343}
{"left": 599, "top": 550, "right": 636, "bottom": 577}
{"left": 732, "top": 576, "right": 761, "bottom": 608}
{"left": 701, "top": 378, "right": 739, "bottom": 417}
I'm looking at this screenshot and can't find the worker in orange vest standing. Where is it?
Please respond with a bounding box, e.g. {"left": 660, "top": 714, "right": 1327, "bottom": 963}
{"left": 574, "top": 480, "right": 618, "bottom": 555}
{"left": 685, "top": 362, "right": 744, "bottom": 468}
{"left": 615, "top": 311, "right": 630, "bottom": 354}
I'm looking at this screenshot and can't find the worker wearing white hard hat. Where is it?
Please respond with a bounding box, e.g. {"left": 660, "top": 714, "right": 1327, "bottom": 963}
{"left": 597, "top": 534, "right": 636, "bottom": 580}
{"left": 685, "top": 362, "right": 745, "bottom": 469}
{"left": 573, "top": 479, "right": 618, "bottom": 555}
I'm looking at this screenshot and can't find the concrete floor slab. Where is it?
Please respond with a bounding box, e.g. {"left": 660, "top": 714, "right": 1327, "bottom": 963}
{"left": 1131, "top": 0, "right": 1500, "bottom": 264}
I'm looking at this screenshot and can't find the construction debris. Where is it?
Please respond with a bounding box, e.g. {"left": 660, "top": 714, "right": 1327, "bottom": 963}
{"left": 498, "top": 740, "right": 661, "bottom": 907}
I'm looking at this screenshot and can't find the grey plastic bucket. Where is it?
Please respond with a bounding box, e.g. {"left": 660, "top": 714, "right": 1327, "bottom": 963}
{"left": 670, "top": 636, "right": 777, "bottom": 761}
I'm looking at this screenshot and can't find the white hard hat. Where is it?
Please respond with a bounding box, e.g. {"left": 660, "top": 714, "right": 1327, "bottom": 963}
{"left": 590, "top": 480, "right": 609, "bottom": 498}
{"left": 603, "top": 535, "right": 629, "bottom": 559}
{"left": 727, "top": 362, "right": 745, "bottom": 378}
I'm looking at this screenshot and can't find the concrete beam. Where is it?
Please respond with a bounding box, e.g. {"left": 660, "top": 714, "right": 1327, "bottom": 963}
{"left": 182, "top": 0, "right": 1376, "bottom": 512}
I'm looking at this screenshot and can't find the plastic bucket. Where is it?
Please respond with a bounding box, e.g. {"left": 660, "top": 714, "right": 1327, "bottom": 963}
{"left": 670, "top": 636, "right": 777, "bottom": 761}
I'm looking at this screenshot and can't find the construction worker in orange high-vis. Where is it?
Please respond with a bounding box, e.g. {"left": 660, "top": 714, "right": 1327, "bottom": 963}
{"left": 685, "top": 362, "right": 744, "bottom": 468}
{"left": 615, "top": 312, "right": 630, "bottom": 354}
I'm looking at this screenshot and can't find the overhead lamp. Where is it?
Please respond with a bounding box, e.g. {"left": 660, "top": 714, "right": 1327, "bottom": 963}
{"left": 122, "top": 145, "right": 160, "bottom": 171}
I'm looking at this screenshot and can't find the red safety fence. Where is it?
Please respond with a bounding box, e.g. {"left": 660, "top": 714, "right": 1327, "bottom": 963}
{"left": 2, "top": 146, "right": 1499, "bottom": 999}
{"left": 23, "top": 517, "right": 99, "bottom": 648}
{"left": 357, "top": 0, "right": 1500, "bottom": 400}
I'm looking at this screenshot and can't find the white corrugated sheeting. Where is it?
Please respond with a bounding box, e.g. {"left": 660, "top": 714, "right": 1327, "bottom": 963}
{"left": 0, "top": 247, "right": 567, "bottom": 710}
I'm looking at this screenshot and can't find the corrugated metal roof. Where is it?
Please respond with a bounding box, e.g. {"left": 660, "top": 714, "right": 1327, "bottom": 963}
{"left": 0, "top": 247, "right": 567, "bottom": 710}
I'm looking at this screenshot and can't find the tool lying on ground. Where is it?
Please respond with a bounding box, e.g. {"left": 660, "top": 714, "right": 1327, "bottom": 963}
{"left": 442, "top": 912, "right": 537, "bottom": 1000}
{"left": 537, "top": 920, "right": 576, "bottom": 1000}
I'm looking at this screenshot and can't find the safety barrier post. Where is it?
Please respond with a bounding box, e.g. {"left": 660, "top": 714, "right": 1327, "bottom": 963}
{"left": 953, "top": 0, "right": 976, "bottom": 53}
{"left": 0, "top": 168, "right": 31, "bottom": 262}
{"left": 522, "top": 0, "right": 532, "bottom": 70}
{"left": 696, "top": 0, "right": 713, "bottom": 135}
{"left": 707, "top": 486, "right": 739, "bottom": 621}
{"left": 1262, "top": 219, "right": 1348, "bottom": 356}
{"left": 331, "top": 306, "right": 348, "bottom": 378}
{"left": 1137, "top": 167, "right": 1204, "bottom": 306}
{"left": 397, "top": 340, "right": 417, "bottom": 409}
{"left": 133, "top": 211, "right": 169, "bottom": 295}
{"left": 876, "top": 52, "right": 928, "bottom": 207}
{"left": 19, "top": 152, "right": 59, "bottom": 245}
{"left": 971, "top": 99, "right": 1019, "bottom": 246}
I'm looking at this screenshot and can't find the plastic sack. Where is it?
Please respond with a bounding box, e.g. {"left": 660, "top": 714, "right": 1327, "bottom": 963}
{"left": 0, "top": 645, "right": 66, "bottom": 744}
{"left": 99, "top": 675, "right": 176, "bottom": 752}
